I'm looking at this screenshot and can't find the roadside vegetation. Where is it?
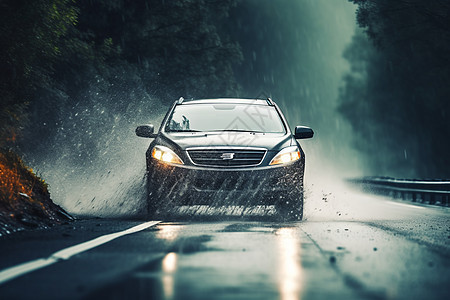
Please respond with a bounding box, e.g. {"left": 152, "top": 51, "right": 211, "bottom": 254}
{"left": 0, "top": 149, "right": 71, "bottom": 235}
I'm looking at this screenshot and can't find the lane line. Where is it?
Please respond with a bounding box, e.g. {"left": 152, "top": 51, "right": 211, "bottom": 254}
{"left": 0, "top": 220, "right": 161, "bottom": 285}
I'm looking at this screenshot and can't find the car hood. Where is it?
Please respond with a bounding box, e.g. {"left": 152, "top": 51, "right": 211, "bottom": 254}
{"left": 159, "top": 132, "right": 293, "bottom": 151}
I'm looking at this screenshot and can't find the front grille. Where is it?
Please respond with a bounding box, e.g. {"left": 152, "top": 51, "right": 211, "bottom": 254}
{"left": 187, "top": 148, "right": 266, "bottom": 167}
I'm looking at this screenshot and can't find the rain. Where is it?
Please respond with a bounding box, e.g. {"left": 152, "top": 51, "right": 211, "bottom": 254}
{"left": 1, "top": 2, "right": 449, "bottom": 298}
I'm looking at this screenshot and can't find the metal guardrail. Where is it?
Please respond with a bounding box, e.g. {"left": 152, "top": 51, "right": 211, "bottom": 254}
{"left": 348, "top": 177, "right": 450, "bottom": 206}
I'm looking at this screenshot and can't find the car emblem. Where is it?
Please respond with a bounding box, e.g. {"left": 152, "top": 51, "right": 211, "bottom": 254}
{"left": 220, "top": 152, "right": 235, "bottom": 160}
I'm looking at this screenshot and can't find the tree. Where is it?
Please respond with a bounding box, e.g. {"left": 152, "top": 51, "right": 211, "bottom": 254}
{"left": 74, "top": 0, "right": 242, "bottom": 101}
{"left": 339, "top": 0, "right": 450, "bottom": 177}
{"left": 0, "top": 0, "right": 78, "bottom": 147}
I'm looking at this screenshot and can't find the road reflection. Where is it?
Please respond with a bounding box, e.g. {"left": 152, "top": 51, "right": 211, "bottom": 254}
{"left": 156, "top": 224, "right": 183, "bottom": 300}
{"left": 276, "top": 227, "right": 303, "bottom": 300}
{"left": 156, "top": 224, "right": 184, "bottom": 241}
{"left": 161, "top": 252, "right": 177, "bottom": 300}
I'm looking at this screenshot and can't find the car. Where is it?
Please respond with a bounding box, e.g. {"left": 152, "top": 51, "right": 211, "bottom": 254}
{"left": 136, "top": 97, "right": 313, "bottom": 220}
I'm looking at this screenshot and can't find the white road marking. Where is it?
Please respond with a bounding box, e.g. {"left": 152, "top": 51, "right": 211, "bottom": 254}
{"left": 0, "top": 221, "right": 161, "bottom": 285}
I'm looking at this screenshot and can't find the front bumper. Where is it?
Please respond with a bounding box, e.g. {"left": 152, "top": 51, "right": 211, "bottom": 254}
{"left": 146, "top": 159, "right": 304, "bottom": 205}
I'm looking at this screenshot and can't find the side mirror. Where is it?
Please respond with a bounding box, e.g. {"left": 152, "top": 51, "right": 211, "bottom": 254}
{"left": 294, "top": 126, "right": 314, "bottom": 139}
{"left": 136, "top": 124, "right": 157, "bottom": 138}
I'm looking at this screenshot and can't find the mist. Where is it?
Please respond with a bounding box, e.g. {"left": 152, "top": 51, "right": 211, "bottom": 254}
{"left": 26, "top": 74, "right": 167, "bottom": 216}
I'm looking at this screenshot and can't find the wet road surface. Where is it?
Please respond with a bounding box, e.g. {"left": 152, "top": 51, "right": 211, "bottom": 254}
{"left": 0, "top": 190, "right": 449, "bottom": 300}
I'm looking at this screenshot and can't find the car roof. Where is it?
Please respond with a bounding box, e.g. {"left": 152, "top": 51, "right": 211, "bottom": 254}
{"left": 179, "top": 98, "right": 273, "bottom": 106}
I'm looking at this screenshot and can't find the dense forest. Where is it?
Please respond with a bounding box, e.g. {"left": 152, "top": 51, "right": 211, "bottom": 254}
{"left": 339, "top": 0, "right": 450, "bottom": 178}
{"left": 0, "top": 0, "right": 449, "bottom": 216}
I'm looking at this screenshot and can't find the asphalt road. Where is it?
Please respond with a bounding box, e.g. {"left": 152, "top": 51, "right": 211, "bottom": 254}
{"left": 0, "top": 189, "right": 449, "bottom": 300}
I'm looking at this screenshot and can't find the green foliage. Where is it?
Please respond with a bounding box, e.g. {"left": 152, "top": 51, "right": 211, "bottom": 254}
{"left": 340, "top": 0, "right": 450, "bottom": 177}
{"left": 0, "top": 0, "right": 78, "bottom": 147}
{"left": 72, "top": 0, "right": 242, "bottom": 101}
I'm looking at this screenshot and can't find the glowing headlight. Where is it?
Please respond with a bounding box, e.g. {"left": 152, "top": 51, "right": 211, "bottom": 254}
{"left": 151, "top": 145, "right": 184, "bottom": 165}
{"left": 269, "top": 146, "right": 301, "bottom": 165}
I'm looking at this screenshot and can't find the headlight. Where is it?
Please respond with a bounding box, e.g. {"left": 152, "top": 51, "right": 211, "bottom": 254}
{"left": 269, "top": 146, "right": 301, "bottom": 165}
{"left": 151, "top": 145, "right": 184, "bottom": 165}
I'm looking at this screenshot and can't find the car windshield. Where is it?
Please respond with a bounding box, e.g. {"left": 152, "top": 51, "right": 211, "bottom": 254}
{"left": 165, "top": 104, "right": 286, "bottom": 133}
